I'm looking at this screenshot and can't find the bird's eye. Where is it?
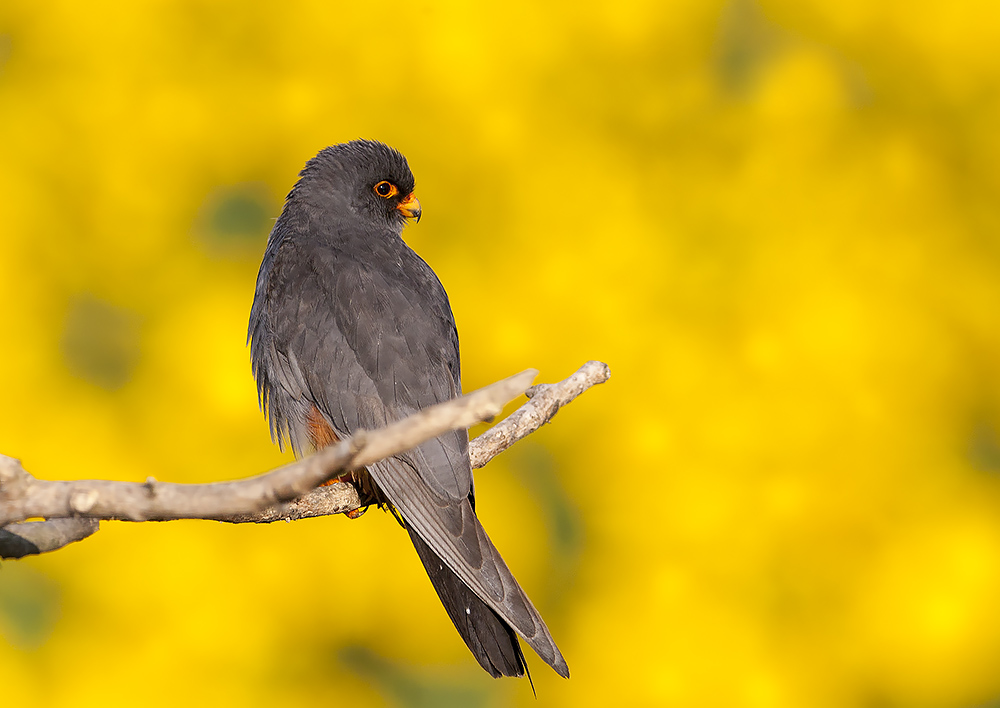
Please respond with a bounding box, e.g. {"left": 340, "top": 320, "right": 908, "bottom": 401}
{"left": 374, "top": 181, "right": 398, "bottom": 198}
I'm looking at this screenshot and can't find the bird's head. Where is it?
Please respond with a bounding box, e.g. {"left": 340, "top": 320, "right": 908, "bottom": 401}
{"left": 292, "top": 140, "right": 421, "bottom": 233}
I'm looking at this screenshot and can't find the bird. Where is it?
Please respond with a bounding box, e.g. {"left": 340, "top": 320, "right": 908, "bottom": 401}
{"left": 247, "top": 140, "right": 569, "bottom": 679}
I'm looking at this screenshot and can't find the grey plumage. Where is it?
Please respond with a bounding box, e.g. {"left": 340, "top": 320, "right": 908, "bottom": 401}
{"left": 248, "top": 140, "right": 569, "bottom": 678}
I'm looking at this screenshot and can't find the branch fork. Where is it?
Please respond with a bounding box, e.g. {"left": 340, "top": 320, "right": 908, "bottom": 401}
{"left": 0, "top": 361, "right": 610, "bottom": 558}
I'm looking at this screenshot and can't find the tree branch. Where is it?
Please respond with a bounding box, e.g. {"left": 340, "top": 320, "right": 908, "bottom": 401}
{"left": 0, "top": 361, "right": 609, "bottom": 556}
{"left": 0, "top": 369, "right": 536, "bottom": 528}
{"left": 0, "top": 518, "right": 100, "bottom": 558}
{"left": 211, "top": 360, "right": 610, "bottom": 524}
{"left": 469, "top": 360, "right": 611, "bottom": 469}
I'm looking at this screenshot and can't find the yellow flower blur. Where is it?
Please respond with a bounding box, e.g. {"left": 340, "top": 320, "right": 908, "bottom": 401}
{"left": 1, "top": 1, "right": 1000, "bottom": 706}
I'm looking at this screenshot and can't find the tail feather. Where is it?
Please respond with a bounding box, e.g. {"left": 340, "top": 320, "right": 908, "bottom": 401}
{"left": 407, "top": 526, "right": 527, "bottom": 678}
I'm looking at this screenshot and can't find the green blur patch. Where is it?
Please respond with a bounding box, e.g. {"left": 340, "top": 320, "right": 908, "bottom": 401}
{"left": 195, "top": 184, "right": 275, "bottom": 257}
{"left": 509, "top": 442, "right": 584, "bottom": 605}
{"left": 339, "top": 645, "right": 491, "bottom": 708}
{"left": 61, "top": 295, "right": 142, "bottom": 391}
{"left": 970, "top": 421, "right": 1000, "bottom": 473}
{"left": 0, "top": 562, "right": 61, "bottom": 650}
{"left": 0, "top": 34, "right": 10, "bottom": 72}
{"left": 714, "top": 0, "right": 781, "bottom": 95}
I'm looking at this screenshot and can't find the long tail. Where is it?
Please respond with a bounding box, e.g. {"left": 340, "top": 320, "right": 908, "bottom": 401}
{"left": 406, "top": 525, "right": 528, "bottom": 678}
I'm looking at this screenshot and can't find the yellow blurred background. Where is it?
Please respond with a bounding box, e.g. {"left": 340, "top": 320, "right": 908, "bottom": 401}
{"left": 2, "top": 0, "right": 1000, "bottom": 706}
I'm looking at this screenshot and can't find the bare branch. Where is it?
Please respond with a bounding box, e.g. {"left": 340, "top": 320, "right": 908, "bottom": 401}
{"left": 0, "top": 369, "right": 538, "bottom": 528}
{"left": 209, "top": 482, "right": 361, "bottom": 524}
{"left": 0, "top": 361, "right": 610, "bottom": 550}
{"left": 469, "top": 360, "right": 611, "bottom": 469}
{"left": 1, "top": 518, "right": 100, "bottom": 558}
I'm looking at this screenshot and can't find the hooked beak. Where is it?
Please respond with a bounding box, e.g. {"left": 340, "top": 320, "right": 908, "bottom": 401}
{"left": 396, "top": 192, "right": 422, "bottom": 223}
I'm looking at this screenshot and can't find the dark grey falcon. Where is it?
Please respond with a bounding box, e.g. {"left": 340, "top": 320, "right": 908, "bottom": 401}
{"left": 247, "top": 140, "right": 569, "bottom": 679}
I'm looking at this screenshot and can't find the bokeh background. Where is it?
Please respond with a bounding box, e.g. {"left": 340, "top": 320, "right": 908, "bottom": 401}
{"left": 2, "top": 1, "right": 1000, "bottom": 706}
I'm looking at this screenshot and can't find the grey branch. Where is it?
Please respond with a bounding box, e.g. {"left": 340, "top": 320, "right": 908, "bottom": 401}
{"left": 469, "top": 360, "right": 611, "bottom": 469}
{"left": 0, "top": 518, "right": 100, "bottom": 558}
{"left": 0, "top": 369, "right": 536, "bottom": 527}
{"left": 0, "top": 361, "right": 609, "bottom": 557}
{"left": 213, "top": 360, "right": 610, "bottom": 524}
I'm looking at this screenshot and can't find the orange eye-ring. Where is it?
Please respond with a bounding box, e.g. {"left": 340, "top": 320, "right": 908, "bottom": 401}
{"left": 374, "top": 181, "right": 398, "bottom": 198}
